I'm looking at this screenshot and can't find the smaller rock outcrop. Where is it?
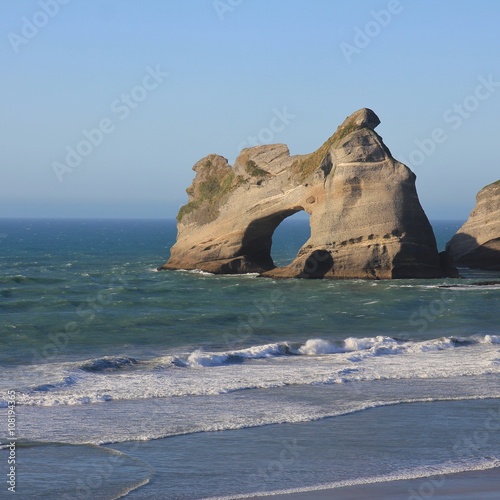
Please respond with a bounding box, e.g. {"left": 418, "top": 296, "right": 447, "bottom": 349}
{"left": 446, "top": 181, "right": 500, "bottom": 270}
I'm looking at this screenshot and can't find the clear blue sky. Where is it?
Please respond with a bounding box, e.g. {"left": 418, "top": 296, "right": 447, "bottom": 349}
{"left": 1, "top": 0, "right": 499, "bottom": 219}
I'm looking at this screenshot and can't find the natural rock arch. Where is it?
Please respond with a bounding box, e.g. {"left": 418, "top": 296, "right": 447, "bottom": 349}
{"left": 161, "top": 108, "right": 451, "bottom": 279}
{"left": 238, "top": 208, "right": 306, "bottom": 270}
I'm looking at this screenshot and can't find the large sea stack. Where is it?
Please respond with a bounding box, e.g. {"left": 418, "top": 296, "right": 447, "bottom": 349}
{"left": 161, "top": 108, "right": 447, "bottom": 279}
{"left": 446, "top": 180, "right": 500, "bottom": 270}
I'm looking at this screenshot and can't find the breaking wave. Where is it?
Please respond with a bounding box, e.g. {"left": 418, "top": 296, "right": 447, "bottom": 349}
{"left": 5, "top": 333, "right": 500, "bottom": 408}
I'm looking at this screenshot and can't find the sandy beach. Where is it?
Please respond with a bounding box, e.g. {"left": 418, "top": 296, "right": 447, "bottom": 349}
{"left": 241, "top": 468, "right": 500, "bottom": 500}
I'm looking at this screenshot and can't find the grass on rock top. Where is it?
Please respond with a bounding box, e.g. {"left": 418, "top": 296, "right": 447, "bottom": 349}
{"left": 245, "top": 160, "right": 270, "bottom": 178}
{"left": 291, "top": 120, "right": 362, "bottom": 181}
{"left": 177, "top": 160, "right": 246, "bottom": 224}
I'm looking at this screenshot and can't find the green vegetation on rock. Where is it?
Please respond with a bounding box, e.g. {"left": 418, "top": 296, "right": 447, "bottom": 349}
{"left": 245, "top": 160, "right": 270, "bottom": 178}
{"left": 291, "top": 119, "right": 364, "bottom": 181}
{"left": 177, "top": 160, "right": 246, "bottom": 223}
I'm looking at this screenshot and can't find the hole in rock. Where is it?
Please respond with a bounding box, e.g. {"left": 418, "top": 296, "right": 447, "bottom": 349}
{"left": 271, "top": 211, "right": 311, "bottom": 267}
{"left": 239, "top": 210, "right": 310, "bottom": 270}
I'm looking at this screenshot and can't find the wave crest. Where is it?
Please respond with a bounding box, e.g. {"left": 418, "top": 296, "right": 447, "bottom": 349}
{"left": 80, "top": 356, "right": 138, "bottom": 372}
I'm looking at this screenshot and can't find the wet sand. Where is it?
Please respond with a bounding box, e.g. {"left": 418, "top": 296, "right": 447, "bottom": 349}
{"left": 241, "top": 467, "right": 500, "bottom": 499}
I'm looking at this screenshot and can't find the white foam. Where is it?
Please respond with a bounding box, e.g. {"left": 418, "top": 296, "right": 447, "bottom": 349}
{"left": 445, "top": 284, "right": 500, "bottom": 291}
{"left": 407, "top": 337, "right": 457, "bottom": 353}
{"left": 207, "top": 458, "right": 500, "bottom": 499}
{"left": 187, "top": 342, "right": 289, "bottom": 367}
{"left": 17, "top": 387, "right": 500, "bottom": 446}
{"left": 343, "top": 335, "right": 399, "bottom": 352}
{"left": 6, "top": 334, "right": 500, "bottom": 408}
{"left": 482, "top": 334, "right": 500, "bottom": 344}
{"left": 299, "top": 336, "right": 402, "bottom": 356}
{"left": 178, "top": 269, "right": 215, "bottom": 276}
{"left": 298, "top": 339, "right": 342, "bottom": 355}
{"left": 187, "top": 350, "right": 229, "bottom": 367}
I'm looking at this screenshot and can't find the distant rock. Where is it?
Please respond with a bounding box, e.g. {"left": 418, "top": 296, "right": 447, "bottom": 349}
{"left": 160, "top": 108, "right": 449, "bottom": 279}
{"left": 446, "top": 181, "right": 500, "bottom": 270}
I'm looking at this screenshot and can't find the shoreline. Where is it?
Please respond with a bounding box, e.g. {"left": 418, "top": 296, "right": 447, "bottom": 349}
{"left": 234, "top": 467, "right": 500, "bottom": 500}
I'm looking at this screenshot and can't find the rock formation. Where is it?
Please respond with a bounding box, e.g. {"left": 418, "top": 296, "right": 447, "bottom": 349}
{"left": 446, "top": 181, "right": 500, "bottom": 270}
{"left": 160, "top": 108, "right": 448, "bottom": 279}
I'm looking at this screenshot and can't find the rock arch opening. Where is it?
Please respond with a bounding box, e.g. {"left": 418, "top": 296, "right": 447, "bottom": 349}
{"left": 270, "top": 210, "right": 311, "bottom": 267}
{"left": 238, "top": 209, "right": 309, "bottom": 271}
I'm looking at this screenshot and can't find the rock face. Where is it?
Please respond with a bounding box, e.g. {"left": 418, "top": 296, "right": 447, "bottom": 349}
{"left": 161, "top": 108, "right": 446, "bottom": 279}
{"left": 446, "top": 181, "right": 500, "bottom": 270}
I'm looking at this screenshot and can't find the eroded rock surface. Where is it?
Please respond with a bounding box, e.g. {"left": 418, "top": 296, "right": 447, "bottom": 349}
{"left": 446, "top": 181, "right": 500, "bottom": 270}
{"left": 161, "top": 108, "right": 446, "bottom": 279}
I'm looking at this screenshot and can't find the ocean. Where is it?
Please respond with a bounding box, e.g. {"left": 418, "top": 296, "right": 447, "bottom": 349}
{"left": 1, "top": 218, "right": 500, "bottom": 499}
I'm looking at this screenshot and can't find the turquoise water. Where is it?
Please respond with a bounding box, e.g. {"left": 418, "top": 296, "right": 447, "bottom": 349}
{"left": 1, "top": 218, "right": 500, "bottom": 498}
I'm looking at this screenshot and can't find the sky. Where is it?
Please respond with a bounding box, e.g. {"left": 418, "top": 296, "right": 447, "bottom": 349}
{"left": 1, "top": 0, "right": 499, "bottom": 220}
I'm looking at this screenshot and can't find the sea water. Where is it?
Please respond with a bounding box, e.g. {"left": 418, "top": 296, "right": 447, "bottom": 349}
{"left": 1, "top": 218, "right": 500, "bottom": 499}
